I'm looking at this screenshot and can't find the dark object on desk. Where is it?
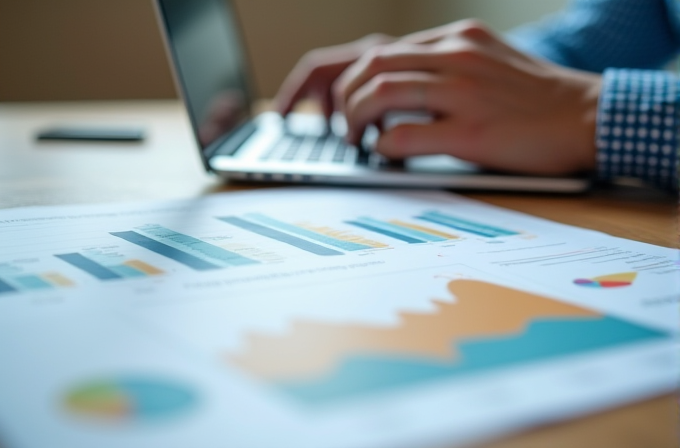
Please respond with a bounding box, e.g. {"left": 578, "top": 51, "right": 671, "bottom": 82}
{"left": 37, "top": 127, "right": 146, "bottom": 142}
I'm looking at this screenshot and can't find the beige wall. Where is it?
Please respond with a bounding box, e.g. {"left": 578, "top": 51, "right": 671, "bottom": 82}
{"left": 0, "top": 0, "right": 568, "bottom": 102}
{"left": 403, "top": 0, "right": 569, "bottom": 34}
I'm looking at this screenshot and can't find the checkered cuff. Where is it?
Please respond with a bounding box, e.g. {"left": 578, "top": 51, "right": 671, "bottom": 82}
{"left": 596, "top": 69, "right": 680, "bottom": 191}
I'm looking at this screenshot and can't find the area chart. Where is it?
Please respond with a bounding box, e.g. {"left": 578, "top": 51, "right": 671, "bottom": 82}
{"left": 230, "top": 280, "right": 668, "bottom": 405}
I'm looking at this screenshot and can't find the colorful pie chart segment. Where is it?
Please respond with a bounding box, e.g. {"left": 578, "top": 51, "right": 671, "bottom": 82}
{"left": 64, "top": 376, "right": 198, "bottom": 423}
{"left": 574, "top": 272, "right": 637, "bottom": 289}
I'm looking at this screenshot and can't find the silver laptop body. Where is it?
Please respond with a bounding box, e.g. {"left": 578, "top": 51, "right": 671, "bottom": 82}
{"left": 154, "top": 0, "right": 590, "bottom": 193}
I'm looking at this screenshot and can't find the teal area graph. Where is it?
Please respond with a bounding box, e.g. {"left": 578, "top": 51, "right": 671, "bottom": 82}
{"left": 275, "top": 316, "right": 665, "bottom": 404}
{"left": 230, "top": 280, "right": 669, "bottom": 406}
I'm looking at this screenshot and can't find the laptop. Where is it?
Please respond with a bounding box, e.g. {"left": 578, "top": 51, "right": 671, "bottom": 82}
{"left": 154, "top": 0, "right": 590, "bottom": 193}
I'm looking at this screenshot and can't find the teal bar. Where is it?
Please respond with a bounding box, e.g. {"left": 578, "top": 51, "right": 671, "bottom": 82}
{"left": 417, "top": 211, "right": 519, "bottom": 238}
{"left": 133, "top": 225, "right": 260, "bottom": 267}
{"left": 0, "top": 278, "right": 17, "bottom": 294}
{"left": 13, "top": 275, "right": 53, "bottom": 290}
{"left": 345, "top": 221, "right": 425, "bottom": 244}
{"left": 108, "top": 265, "right": 147, "bottom": 278}
{"left": 244, "top": 213, "right": 373, "bottom": 251}
{"left": 219, "top": 217, "right": 344, "bottom": 256}
{"left": 355, "top": 217, "right": 446, "bottom": 242}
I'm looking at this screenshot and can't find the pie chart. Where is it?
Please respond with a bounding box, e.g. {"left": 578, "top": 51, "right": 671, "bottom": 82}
{"left": 574, "top": 272, "right": 637, "bottom": 289}
{"left": 64, "top": 376, "right": 198, "bottom": 423}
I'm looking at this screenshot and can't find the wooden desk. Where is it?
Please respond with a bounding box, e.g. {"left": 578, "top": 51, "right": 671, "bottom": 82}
{"left": 0, "top": 101, "right": 677, "bottom": 448}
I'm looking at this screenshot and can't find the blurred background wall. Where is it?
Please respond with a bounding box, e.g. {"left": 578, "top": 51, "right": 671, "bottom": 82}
{"left": 0, "top": 0, "right": 568, "bottom": 102}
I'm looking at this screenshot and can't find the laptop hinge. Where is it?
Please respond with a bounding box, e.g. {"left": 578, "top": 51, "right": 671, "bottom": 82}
{"left": 204, "top": 120, "right": 258, "bottom": 160}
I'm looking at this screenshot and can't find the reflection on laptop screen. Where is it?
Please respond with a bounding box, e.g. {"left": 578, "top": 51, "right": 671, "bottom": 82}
{"left": 159, "top": 0, "right": 252, "bottom": 152}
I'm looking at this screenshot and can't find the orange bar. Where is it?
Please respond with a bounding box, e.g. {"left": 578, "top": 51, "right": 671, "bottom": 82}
{"left": 42, "top": 273, "right": 75, "bottom": 287}
{"left": 389, "top": 220, "right": 459, "bottom": 239}
{"left": 123, "top": 260, "right": 164, "bottom": 276}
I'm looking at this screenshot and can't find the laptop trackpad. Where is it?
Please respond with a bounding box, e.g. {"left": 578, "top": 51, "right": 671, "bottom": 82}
{"left": 404, "top": 155, "right": 480, "bottom": 174}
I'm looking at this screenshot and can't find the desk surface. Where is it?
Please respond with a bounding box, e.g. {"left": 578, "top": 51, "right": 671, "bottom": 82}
{"left": 0, "top": 101, "right": 677, "bottom": 448}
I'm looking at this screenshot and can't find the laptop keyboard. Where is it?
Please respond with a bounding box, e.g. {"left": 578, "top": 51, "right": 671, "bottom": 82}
{"left": 259, "top": 134, "right": 359, "bottom": 165}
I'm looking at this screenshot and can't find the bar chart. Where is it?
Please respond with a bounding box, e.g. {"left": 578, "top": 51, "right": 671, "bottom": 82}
{"left": 218, "top": 213, "right": 465, "bottom": 255}
{"left": 218, "top": 215, "right": 348, "bottom": 256}
{"left": 415, "top": 211, "right": 519, "bottom": 238}
{"left": 111, "top": 224, "right": 260, "bottom": 271}
{"left": 345, "top": 218, "right": 459, "bottom": 244}
{"left": 55, "top": 249, "right": 164, "bottom": 281}
{"left": 0, "top": 261, "right": 75, "bottom": 295}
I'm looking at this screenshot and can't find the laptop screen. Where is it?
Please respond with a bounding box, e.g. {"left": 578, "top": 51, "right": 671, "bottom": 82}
{"left": 157, "top": 0, "right": 252, "bottom": 160}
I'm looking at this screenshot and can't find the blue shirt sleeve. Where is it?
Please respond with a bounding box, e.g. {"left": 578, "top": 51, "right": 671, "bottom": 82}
{"left": 507, "top": 0, "right": 680, "bottom": 190}
{"left": 507, "top": 0, "right": 680, "bottom": 72}
{"left": 597, "top": 69, "right": 679, "bottom": 191}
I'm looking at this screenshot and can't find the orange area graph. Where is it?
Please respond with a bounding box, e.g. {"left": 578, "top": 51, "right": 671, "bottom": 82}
{"left": 295, "top": 223, "right": 389, "bottom": 248}
{"left": 229, "top": 280, "right": 600, "bottom": 382}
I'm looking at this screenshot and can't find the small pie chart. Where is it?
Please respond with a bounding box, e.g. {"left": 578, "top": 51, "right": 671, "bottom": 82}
{"left": 574, "top": 272, "right": 637, "bottom": 289}
{"left": 64, "top": 376, "right": 198, "bottom": 423}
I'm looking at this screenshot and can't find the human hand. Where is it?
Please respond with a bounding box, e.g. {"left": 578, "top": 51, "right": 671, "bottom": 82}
{"left": 275, "top": 33, "right": 396, "bottom": 118}
{"left": 335, "top": 21, "right": 602, "bottom": 175}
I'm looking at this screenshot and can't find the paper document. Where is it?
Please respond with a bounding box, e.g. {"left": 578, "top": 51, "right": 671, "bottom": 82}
{"left": 0, "top": 188, "right": 677, "bottom": 448}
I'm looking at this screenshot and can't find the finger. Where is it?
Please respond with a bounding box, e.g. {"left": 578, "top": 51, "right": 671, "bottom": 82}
{"left": 320, "top": 88, "right": 335, "bottom": 121}
{"left": 275, "top": 69, "right": 313, "bottom": 116}
{"left": 376, "top": 121, "right": 473, "bottom": 160}
{"left": 335, "top": 43, "right": 487, "bottom": 112}
{"left": 275, "top": 58, "right": 351, "bottom": 116}
{"left": 401, "top": 19, "right": 496, "bottom": 46}
{"left": 276, "top": 37, "right": 396, "bottom": 116}
{"left": 344, "top": 72, "right": 454, "bottom": 144}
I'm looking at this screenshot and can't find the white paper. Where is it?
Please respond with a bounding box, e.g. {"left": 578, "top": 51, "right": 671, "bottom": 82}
{"left": 0, "top": 188, "right": 678, "bottom": 448}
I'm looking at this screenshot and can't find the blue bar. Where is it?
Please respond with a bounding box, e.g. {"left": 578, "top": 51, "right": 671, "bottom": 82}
{"left": 244, "top": 213, "right": 373, "bottom": 251}
{"left": 353, "top": 217, "right": 445, "bottom": 243}
{"left": 110, "top": 232, "right": 221, "bottom": 271}
{"left": 218, "top": 217, "right": 344, "bottom": 256}
{"left": 55, "top": 253, "right": 123, "bottom": 280}
{"left": 416, "top": 211, "right": 519, "bottom": 238}
{"left": 13, "top": 275, "right": 53, "bottom": 290}
{"left": 0, "top": 278, "right": 17, "bottom": 294}
{"left": 108, "top": 265, "right": 147, "bottom": 278}
{"left": 134, "top": 225, "right": 259, "bottom": 267}
{"left": 345, "top": 221, "right": 425, "bottom": 244}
